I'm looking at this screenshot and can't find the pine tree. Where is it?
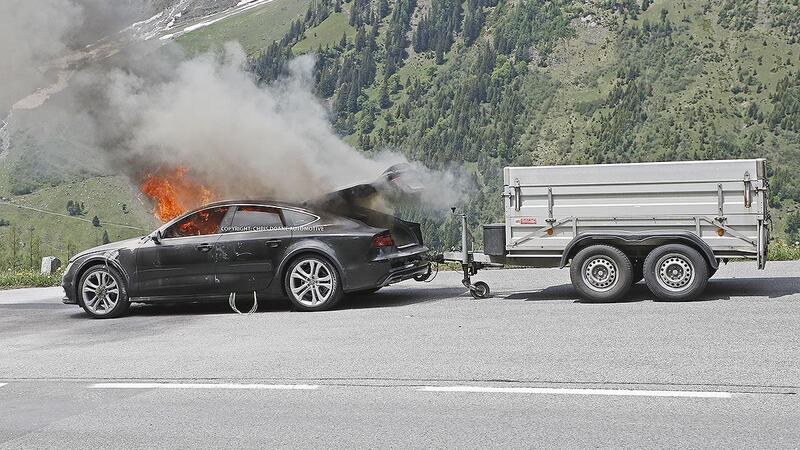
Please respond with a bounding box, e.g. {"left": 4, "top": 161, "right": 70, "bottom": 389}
{"left": 378, "top": 0, "right": 390, "bottom": 18}
{"left": 102, "top": 230, "right": 110, "bottom": 244}
{"left": 379, "top": 79, "right": 392, "bottom": 108}
{"left": 92, "top": 215, "right": 100, "bottom": 227}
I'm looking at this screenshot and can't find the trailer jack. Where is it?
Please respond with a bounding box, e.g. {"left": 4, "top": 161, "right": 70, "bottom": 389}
{"left": 431, "top": 210, "right": 500, "bottom": 299}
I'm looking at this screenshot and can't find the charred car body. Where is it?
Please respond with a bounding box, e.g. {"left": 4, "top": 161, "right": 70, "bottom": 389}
{"left": 62, "top": 166, "right": 431, "bottom": 318}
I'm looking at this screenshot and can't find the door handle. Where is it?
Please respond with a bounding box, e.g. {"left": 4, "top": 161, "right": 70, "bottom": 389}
{"left": 196, "top": 243, "right": 213, "bottom": 253}
{"left": 264, "top": 239, "right": 281, "bottom": 248}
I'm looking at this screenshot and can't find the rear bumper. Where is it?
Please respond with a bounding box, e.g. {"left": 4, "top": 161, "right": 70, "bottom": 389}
{"left": 378, "top": 259, "right": 430, "bottom": 287}
{"left": 343, "top": 245, "right": 430, "bottom": 292}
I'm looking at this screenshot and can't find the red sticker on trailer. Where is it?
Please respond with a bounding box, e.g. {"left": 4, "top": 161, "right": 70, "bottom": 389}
{"left": 516, "top": 217, "right": 537, "bottom": 225}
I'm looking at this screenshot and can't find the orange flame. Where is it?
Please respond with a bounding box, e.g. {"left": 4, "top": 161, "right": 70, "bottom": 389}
{"left": 140, "top": 167, "right": 215, "bottom": 223}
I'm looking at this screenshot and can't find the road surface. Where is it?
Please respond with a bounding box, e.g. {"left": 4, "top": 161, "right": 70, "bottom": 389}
{"left": 1, "top": 262, "right": 798, "bottom": 448}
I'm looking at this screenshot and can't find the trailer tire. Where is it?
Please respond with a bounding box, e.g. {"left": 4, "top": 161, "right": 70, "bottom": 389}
{"left": 643, "top": 244, "right": 709, "bottom": 301}
{"left": 570, "top": 245, "right": 633, "bottom": 302}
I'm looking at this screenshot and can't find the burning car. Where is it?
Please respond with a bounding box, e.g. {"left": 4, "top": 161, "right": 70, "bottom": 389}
{"left": 61, "top": 165, "right": 431, "bottom": 318}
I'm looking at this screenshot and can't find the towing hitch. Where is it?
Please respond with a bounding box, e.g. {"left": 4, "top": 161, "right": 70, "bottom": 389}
{"left": 429, "top": 210, "right": 501, "bottom": 299}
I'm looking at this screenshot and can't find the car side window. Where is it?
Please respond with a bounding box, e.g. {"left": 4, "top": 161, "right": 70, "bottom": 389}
{"left": 163, "top": 207, "right": 230, "bottom": 238}
{"left": 283, "top": 209, "right": 317, "bottom": 227}
{"left": 227, "top": 206, "right": 284, "bottom": 232}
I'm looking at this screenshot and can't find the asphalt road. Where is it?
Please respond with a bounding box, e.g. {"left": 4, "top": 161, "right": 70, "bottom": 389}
{"left": 1, "top": 262, "right": 799, "bottom": 448}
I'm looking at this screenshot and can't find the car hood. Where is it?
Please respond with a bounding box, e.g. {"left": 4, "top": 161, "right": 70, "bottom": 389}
{"left": 70, "top": 236, "right": 145, "bottom": 262}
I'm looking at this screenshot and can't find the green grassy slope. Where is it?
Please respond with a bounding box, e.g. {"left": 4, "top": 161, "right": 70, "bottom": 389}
{"left": 175, "top": 0, "right": 313, "bottom": 55}
{"left": 0, "top": 176, "right": 158, "bottom": 269}
{"left": 293, "top": 12, "right": 356, "bottom": 54}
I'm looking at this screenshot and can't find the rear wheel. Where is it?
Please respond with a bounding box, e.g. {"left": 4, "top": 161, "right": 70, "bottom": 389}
{"left": 569, "top": 245, "right": 633, "bottom": 302}
{"left": 285, "top": 255, "right": 343, "bottom": 311}
{"left": 643, "top": 244, "right": 709, "bottom": 301}
{"left": 79, "top": 265, "right": 130, "bottom": 318}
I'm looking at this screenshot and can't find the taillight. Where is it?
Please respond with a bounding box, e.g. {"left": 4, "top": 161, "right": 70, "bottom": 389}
{"left": 372, "top": 233, "right": 395, "bottom": 248}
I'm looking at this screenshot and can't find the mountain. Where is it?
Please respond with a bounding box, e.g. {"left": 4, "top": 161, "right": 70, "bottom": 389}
{"left": 0, "top": 0, "right": 798, "bottom": 270}
{"left": 0, "top": 0, "right": 311, "bottom": 269}
{"left": 249, "top": 0, "right": 800, "bottom": 249}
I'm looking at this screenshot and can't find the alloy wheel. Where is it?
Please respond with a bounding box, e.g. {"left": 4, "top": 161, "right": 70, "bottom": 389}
{"left": 81, "top": 269, "right": 120, "bottom": 315}
{"left": 289, "top": 259, "right": 334, "bottom": 307}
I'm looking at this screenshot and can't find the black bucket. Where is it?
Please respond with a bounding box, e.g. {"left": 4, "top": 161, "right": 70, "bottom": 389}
{"left": 483, "top": 223, "right": 506, "bottom": 256}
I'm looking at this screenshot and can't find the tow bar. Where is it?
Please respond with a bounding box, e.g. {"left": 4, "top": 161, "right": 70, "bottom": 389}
{"left": 430, "top": 209, "right": 502, "bottom": 299}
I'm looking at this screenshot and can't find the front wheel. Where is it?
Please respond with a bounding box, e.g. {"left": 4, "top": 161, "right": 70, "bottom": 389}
{"left": 643, "top": 244, "right": 709, "bottom": 301}
{"left": 569, "top": 245, "right": 633, "bottom": 302}
{"left": 79, "top": 265, "right": 130, "bottom": 318}
{"left": 285, "top": 256, "right": 343, "bottom": 311}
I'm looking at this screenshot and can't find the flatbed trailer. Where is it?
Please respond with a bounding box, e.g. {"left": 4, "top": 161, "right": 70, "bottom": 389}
{"left": 437, "top": 159, "right": 770, "bottom": 302}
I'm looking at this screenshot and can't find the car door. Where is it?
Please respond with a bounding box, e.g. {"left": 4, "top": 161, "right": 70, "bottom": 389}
{"left": 215, "top": 205, "right": 294, "bottom": 293}
{"left": 135, "top": 206, "right": 232, "bottom": 297}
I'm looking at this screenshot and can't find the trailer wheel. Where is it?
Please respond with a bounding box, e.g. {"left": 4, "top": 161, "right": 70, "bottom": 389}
{"left": 643, "top": 244, "right": 709, "bottom": 301}
{"left": 569, "top": 245, "right": 633, "bottom": 302}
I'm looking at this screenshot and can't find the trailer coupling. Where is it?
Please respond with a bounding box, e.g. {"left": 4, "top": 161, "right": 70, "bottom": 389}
{"left": 427, "top": 209, "right": 502, "bottom": 298}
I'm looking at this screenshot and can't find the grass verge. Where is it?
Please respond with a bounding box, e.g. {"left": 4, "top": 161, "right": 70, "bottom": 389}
{"left": 769, "top": 241, "right": 800, "bottom": 261}
{"left": 0, "top": 271, "right": 63, "bottom": 289}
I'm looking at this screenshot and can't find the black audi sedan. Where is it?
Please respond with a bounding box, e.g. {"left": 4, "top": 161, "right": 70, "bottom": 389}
{"left": 62, "top": 191, "right": 431, "bottom": 318}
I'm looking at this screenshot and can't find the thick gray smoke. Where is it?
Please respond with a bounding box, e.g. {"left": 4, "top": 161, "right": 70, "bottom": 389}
{"left": 0, "top": 0, "right": 150, "bottom": 113}
{"left": 102, "top": 45, "right": 392, "bottom": 201}
{"left": 0, "top": 0, "right": 81, "bottom": 113}
{"left": 1, "top": 1, "right": 466, "bottom": 212}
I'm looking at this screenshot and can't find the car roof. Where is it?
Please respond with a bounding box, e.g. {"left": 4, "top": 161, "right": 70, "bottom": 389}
{"left": 159, "top": 199, "right": 318, "bottom": 230}
{"left": 200, "top": 199, "right": 311, "bottom": 210}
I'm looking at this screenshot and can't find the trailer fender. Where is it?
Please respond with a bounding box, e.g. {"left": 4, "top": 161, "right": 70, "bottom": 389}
{"left": 559, "top": 232, "right": 718, "bottom": 270}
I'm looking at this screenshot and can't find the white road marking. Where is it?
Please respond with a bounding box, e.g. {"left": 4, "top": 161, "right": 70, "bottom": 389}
{"left": 0, "top": 383, "right": 6, "bottom": 388}
{"left": 420, "top": 386, "right": 733, "bottom": 398}
{"left": 90, "top": 383, "right": 319, "bottom": 390}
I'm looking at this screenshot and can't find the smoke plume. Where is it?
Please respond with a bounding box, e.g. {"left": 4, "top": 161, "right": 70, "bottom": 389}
{"left": 1, "top": 1, "right": 466, "bottom": 214}
{"left": 102, "top": 45, "right": 392, "bottom": 201}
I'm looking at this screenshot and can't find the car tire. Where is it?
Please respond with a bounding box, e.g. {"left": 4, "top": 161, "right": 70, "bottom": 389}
{"left": 284, "top": 255, "right": 343, "bottom": 311}
{"left": 643, "top": 244, "right": 709, "bottom": 301}
{"left": 78, "top": 265, "right": 130, "bottom": 319}
{"left": 569, "top": 245, "right": 633, "bottom": 302}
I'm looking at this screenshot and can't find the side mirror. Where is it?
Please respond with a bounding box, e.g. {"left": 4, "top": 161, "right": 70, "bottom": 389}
{"left": 152, "top": 230, "right": 163, "bottom": 244}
